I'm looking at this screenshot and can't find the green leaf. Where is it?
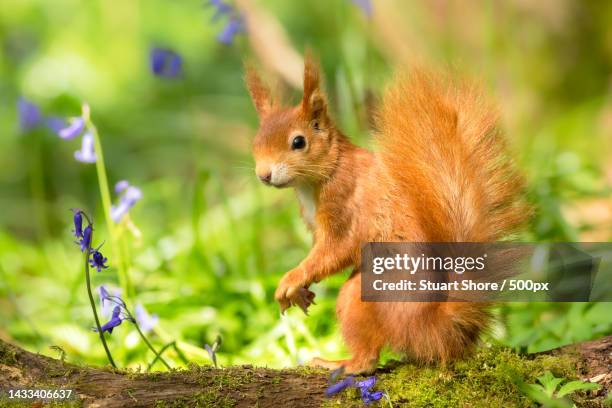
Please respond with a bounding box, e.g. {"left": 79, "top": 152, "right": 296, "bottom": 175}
{"left": 557, "top": 380, "right": 601, "bottom": 398}
{"left": 537, "top": 371, "right": 564, "bottom": 397}
{"left": 517, "top": 383, "right": 572, "bottom": 408}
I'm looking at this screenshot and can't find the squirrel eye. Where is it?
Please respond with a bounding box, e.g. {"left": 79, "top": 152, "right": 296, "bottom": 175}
{"left": 291, "top": 135, "right": 306, "bottom": 150}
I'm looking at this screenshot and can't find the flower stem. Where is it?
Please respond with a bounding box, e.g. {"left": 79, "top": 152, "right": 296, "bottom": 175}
{"left": 153, "top": 325, "right": 209, "bottom": 362}
{"left": 132, "top": 321, "right": 171, "bottom": 370}
{"left": 146, "top": 341, "right": 176, "bottom": 372}
{"left": 172, "top": 342, "right": 190, "bottom": 365}
{"left": 84, "top": 246, "right": 116, "bottom": 368}
{"left": 84, "top": 107, "right": 132, "bottom": 300}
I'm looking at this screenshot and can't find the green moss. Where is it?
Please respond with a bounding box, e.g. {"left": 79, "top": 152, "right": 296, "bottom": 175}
{"left": 179, "top": 365, "right": 253, "bottom": 389}
{"left": 0, "top": 398, "right": 82, "bottom": 407}
{"left": 155, "top": 390, "right": 236, "bottom": 408}
{"left": 326, "top": 345, "right": 579, "bottom": 407}
{"left": 0, "top": 342, "right": 18, "bottom": 366}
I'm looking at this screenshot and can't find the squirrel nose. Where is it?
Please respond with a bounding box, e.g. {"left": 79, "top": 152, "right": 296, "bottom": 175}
{"left": 258, "top": 172, "right": 272, "bottom": 184}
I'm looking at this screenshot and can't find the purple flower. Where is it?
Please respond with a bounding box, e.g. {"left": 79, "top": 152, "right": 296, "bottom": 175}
{"left": 99, "top": 285, "right": 123, "bottom": 318}
{"left": 206, "top": 0, "right": 243, "bottom": 45}
{"left": 351, "top": 0, "right": 373, "bottom": 17}
{"left": 150, "top": 48, "right": 165, "bottom": 74}
{"left": 58, "top": 117, "right": 85, "bottom": 140}
{"left": 205, "top": 335, "right": 222, "bottom": 368}
{"left": 135, "top": 303, "right": 159, "bottom": 333}
{"left": 74, "top": 131, "right": 97, "bottom": 163}
{"left": 208, "top": 0, "right": 232, "bottom": 21}
{"left": 329, "top": 366, "right": 345, "bottom": 383}
{"left": 149, "top": 48, "right": 182, "bottom": 78}
{"left": 361, "top": 389, "right": 384, "bottom": 405}
{"left": 72, "top": 210, "right": 83, "bottom": 238}
{"left": 122, "top": 186, "right": 143, "bottom": 203}
{"left": 326, "top": 374, "right": 384, "bottom": 404}
{"left": 89, "top": 244, "right": 109, "bottom": 272}
{"left": 79, "top": 224, "right": 93, "bottom": 252}
{"left": 356, "top": 377, "right": 376, "bottom": 389}
{"left": 46, "top": 117, "right": 67, "bottom": 133}
{"left": 18, "top": 98, "right": 43, "bottom": 131}
{"left": 111, "top": 183, "right": 143, "bottom": 223}
{"left": 325, "top": 376, "right": 355, "bottom": 397}
{"left": 205, "top": 344, "right": 217, "bottom": 367}
{"left": 356, "top": 377, "right": 383, "bottom": 405}
{"left": 167, "top": 52, "right": 182, "bottom": 76}
{"left": 95, "top": 305, "right": 123, "bottom": 334}
{"left": 217, "top": 17, "right": 243, "bottom": 45}
{"left": 114, "top": 180, "right": 129, "bottom": 193}
{"left": 99, "top": 285, "right": 110, "bottom": 307}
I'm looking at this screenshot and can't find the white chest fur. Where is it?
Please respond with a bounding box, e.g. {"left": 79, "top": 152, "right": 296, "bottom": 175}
{"left": 295, "top": 185, "right": 317, "bottom": 228}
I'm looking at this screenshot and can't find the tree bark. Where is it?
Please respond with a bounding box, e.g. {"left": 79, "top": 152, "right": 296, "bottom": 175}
{"left": 0, "top": 336, "right": 610, "bottom": 407}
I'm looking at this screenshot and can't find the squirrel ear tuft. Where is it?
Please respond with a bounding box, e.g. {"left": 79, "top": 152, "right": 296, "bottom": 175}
{"left": 302, "top": 52, "right": 327, "bottom": 121}
{"left": 245, "top": 65, "right": 273, "bottom": 117}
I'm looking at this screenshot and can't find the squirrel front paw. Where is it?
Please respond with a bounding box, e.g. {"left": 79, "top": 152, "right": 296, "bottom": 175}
{"left": 275, "top": 269, "right": 316, "bottom": 315}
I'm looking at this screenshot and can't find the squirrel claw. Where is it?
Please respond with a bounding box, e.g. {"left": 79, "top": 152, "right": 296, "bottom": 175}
{"left": 278, "top": 287, "right": 315, "bottom": 315}
{"left": 279, "top": 299, "right": 291, "bottom": 314}
{"left": 298, "top": 303, "right": 309, "bottom": 315}
{"left": 295, "top": 287, "right": 316, "bottom": 315}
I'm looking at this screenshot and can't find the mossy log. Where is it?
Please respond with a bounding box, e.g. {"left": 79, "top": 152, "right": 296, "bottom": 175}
{"left": 0, "top": 336, "right": 610, "bottom": 407}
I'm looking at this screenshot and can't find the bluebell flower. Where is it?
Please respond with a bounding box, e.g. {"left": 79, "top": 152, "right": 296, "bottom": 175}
{"left": 111, "top": 182, "right": 143, "bottom": 223}
{"left": 326, "top": 374, "right": 384, "bottom": 404}
{"left": 217, "top": 17, "right": 243, "bottom": 45}
{"left": 98, "top": 285, "right": 123, "bottom": 318}
{"left": 135, "top": 302, "right": 159, "bottom": 333}
{"left": 205, "top": 335, "right": 222, "bottom": 367}
{"left": 17, "top": 98, "right": 43, "bottom": 131}
{"left": 356, "top": 377, "right": 383, "bottom": 405}
{"left": 166, "top": 53, "right": 182, "bottom": 77}
{"left": 206, "top": 0, "right": 243, "bottom": 45}
{"left": 99, "top": 285, "right": 110, "bottom": 307}
{"left": 205, "top": 344, "right": 217, "bottom": 367}
{"left": 361, "top": 389, "right": 383, "bottom": 405}
{"left": 46, "top": 117, "right": 67, "bottom": 133}
{"left": 95, "top": 305, "right": 124, "bottom": 334}
{"left": 72, "top": 210, "right": 83, "bottom": 238}
{"left": 79, "top": 224, "right": 93, "bottom": 252}
{"left": 356, "top": 377, "right": 376, "bottom": 389}
{"left": 74, "top": 131, "right": 97, "bottom": 163}
{"left": 325, "top": 376, "right": 355, "bottom": 397}
{"left": 114, "top": 180, "right": 129, "bottom": 193}
{"left": 89, "top": 244, "right": 109, "bottom": 272}
{"left": 329, "top": 366, "right": 345, "bottom": 383}
{"left": 208, "top": 0, "right": 232, "bottom": 21}
{"left": 58, "top": 117, "right": 85, "bottom": 140}
{"left": 149, "top": 48, "right": 183, "bottom": 78}
{"left": 150, "top": 48, "right": 165, "bottom": 75}
{"left": 351, "top": 0, "right": 373, "bottom": 17}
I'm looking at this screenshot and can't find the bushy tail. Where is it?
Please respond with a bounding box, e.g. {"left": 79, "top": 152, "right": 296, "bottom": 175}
{"left": 376, "top": 69, "right": 529, "bottom": 242}
{"left": 375, "top": 69, "right": 530, "bottom": 363}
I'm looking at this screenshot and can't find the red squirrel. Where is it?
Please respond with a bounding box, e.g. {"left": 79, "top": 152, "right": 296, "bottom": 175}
{"left": 245, "top": 55, "right": 528, "bottom": 374}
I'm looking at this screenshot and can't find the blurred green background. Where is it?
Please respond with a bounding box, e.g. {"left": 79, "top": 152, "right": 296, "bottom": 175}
{"left": 0, "top": 0, "right": 610, "bottom": 370}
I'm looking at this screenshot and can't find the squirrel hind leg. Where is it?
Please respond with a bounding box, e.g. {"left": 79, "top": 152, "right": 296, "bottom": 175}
{"left": 315, "top": 272, "right": 383, "bottom": 375}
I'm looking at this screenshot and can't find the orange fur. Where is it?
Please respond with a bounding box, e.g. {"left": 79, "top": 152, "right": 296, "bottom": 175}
{"left": 245, "top": 57, "right": 529, "bottom": 373}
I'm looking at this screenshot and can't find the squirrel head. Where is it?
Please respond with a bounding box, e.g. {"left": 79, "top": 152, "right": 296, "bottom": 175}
{"left": 245, "top": 55, "right": 338, "bottom": 188}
